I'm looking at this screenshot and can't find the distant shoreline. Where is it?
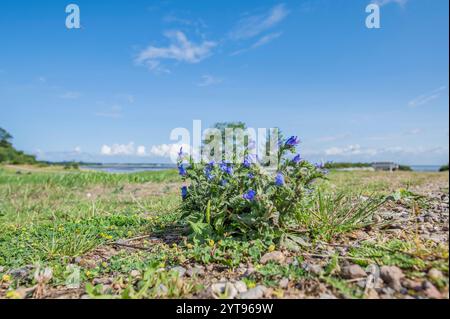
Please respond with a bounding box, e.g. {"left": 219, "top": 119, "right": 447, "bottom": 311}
{"left": 77, "top": 163, "right": 444, "bottom": 173}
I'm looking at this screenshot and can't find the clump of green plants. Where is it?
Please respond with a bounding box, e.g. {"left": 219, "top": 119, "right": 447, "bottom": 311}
{"left": 440, "top": 164, "right": 449, "bottom": 172}
{"left": 178, "top": 135, "right": 327, "bottom": 241}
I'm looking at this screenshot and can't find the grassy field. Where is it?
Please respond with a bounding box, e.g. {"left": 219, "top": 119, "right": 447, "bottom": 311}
{"left": 0, "top": 165, "right": 448, "bottom": 299}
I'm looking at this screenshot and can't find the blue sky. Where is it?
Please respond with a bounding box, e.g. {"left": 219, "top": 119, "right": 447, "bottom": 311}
{"left": 0, "top": 0, "right": 448, "bottom": 165}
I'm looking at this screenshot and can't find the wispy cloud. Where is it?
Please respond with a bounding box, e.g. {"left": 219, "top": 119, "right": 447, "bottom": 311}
{"left": 59, "top": 91, "right": 81, "bottom": 99}
{"left": 229, "top": 4, "right": 289, "bottom": 40}
{"left": 197, "top": 74, "right": 222, "bottom": 87}
{"left": 95, "top": 105, "right": 123, "bottom": 119}
{"left": 231, "top": 32, "right": 283, "bottom": 56}
{"left": 408, "top": 86, "right": 447, "bottom": 107}
{"left": 136, "top": 31, "right": 217, "bottom": 73}
{"left": 314, "top": 133, "right": 351, "bottom": 143}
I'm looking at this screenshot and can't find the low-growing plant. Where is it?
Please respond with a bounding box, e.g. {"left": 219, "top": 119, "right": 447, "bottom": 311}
{"left": 178, "top": 135, "right": 327, "bottom": 241}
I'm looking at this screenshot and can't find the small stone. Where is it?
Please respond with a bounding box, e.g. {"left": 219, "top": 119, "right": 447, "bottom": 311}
{"left": 301, "top": 262, "right": 323, "bottom": 275}
{"left": 279, "top": 278, "right": 289, "bottom": 289}
{"left": 380, "top": 266, "right": 404, "bottom": 291}
{"left": 260, "top": 251, "right": 285, "bottom": 265}
{"left": 428, "top": 268, "right": 444, "bottom": 281}
{"left": 422, "top": 281, "right": 442, "bottom": 299}
{"left": 171, "top": 266, "right": 186, "bottom": 278}
{"left": 0, "top": 266, "right": 4, "bottom": 273}
{"left": 10, "top": 266, "right": 32, "bottom": 279}
{"left": 242, "top": 267, "right": 255, "bottom": 277}
{"left": 239, "top": 285, "right": 267, "bottom": 299}
{"left": 341, "top": 265, "right": 367, "bottom": 279}
{"left": 356, "top": 279, "right": 367, "bottom": 288}
{"left": 402, "top": 279, "right": 423, "bottom": 291}
{"left": 234, "top": 281, "right": 247, "bottom": 293}
{"left": 130, "top": 270, "right": 141, "bottom": 278}
{"left": 92, "top": 277, "right": 112, "bottom": 285}
{"left": 186, "top": 265, "right": 205, "bottom": 277}
{"left": 379, "top": 287, "right": 396, "bottom": 299}
{"left": 365, "top": 288, "right": 379, "bottom": 299}
{"left": 156, "top": 284, "right": 168, "bottom": 297}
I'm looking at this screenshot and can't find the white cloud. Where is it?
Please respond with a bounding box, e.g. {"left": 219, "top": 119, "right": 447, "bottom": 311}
{"left": 230, "top": 4, "right": 289, "bottom": 40}
{"left": 136, "top": 31, "right": 217, "bottom": 73}
{"left": 408, "top": 86, "right": 447, "bottom": 107}
{"left": 74, "top": 146, "right": 82, "bottom": 154}
{"left": 101, "top": 142, "right": 136, "bottom": 156}
{"left": 136, "top": 145, "right": 147, "bottom": 156}
{"left": 325, "top": 144, "right": 378, "bottom": 157}
{"left": 150, "top": 143, "right": 196, "bottom": 162}
{"left": 197, "top": 75, "right": 222, "bottom": 87}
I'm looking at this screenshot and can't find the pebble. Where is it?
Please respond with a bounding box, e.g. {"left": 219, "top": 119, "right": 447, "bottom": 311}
{"left": 130, "top": 270, "right": 141, "bottom": 278}
{"left": 341, "top": 264, "right": 367, "bottom": 279}
{"left": 239, "top": 285, "right": 267, "bottom": 299}
{"left": 428, "top": 268, "right": 444, "bottom": 281}
{"left": 422, "top": 281, "right": 442, "bottom": 299}
{"left": 10, "top": 266, "right": 32, "bottom": 279}
{"left": 156, "top": 284, "right": 169, "bottom": 296}
{"left": 402, "top": 279, "right": 423, "bottom": 291}
{"left": 279, "top": 278, "right": 289, "bottom": 289}
{"left": 171, "top": 266, "right": 187, "bottom": 278}
{"left": 234, "top": 281, "right": 247, "bottom": 293}
{"left": 380, "top": 266, "right": 404, "bottom": 291}
{"left": 301, "top": 262, "right": 323, "bottom": 275}
{"left": 260, "top": 251, "right": 285, "bottom": 265}
{"left": 365, "top": 288, "right": 380, "bottom": 299}
{"left": 186, "top": 265, "right": 205, "bottom": 277}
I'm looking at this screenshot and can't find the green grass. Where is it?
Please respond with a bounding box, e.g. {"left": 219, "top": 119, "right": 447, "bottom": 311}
{"left": 0, "top": 165, "right": 448, "bottom": 299}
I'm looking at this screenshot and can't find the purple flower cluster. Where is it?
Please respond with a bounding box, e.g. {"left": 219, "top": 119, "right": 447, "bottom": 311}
{"left": 181, "top": 186, "right": 188, "bottom": 199}
{"left": 275, "top": 172, "right": 285, "bottom": 186}
{"left": 292, "top": 154, "right": 302, "bottom": 164}
{"left": 178, "top": 164, "right": 187, "bottom": 177}
{"left": 220, "top": 162, "right": 233, "bottom": 175}
{"left": 204, "top": 161, "right": 215, "bottom": 180}
{"left": 285, "top": 136, "right": 300, "bottom": 147}
{"left": 243, "top": 189, "right": 256, "bottom": 201}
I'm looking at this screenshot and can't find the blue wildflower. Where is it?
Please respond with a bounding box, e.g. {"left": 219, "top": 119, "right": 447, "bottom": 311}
{"left": 292, "top": 154, "right": 302, "bottom": 164}
{"left": 220, "top": 179, "right": 228, "bottom": 186}
{"left": 178, "top": 164, "right": 187, "bottom": 176}
{"left": 315, "top": 162, "right": 324, "bottom": 169}
{"left": 181, "top": 186, "right": 188, "bottom": 199}
{"left": 243, "top": 189, "right": 256, "bottom": 201}
{"left": 275, "top": 172, "right": 285, "bottom": 186}
{"left": 220, "top": 162, "right": 233, "bottom": 175}
{"left": 243, "top": 157, "right": 252, "bottom": 168}
{"left": 178, "top": 147, "right": 184, "bottom": 158}
{"left": 285, "top": 136, "right": 300, "bottom": 147}
{"left": 247, "top": 173, "right": 254, "bottom": 179}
